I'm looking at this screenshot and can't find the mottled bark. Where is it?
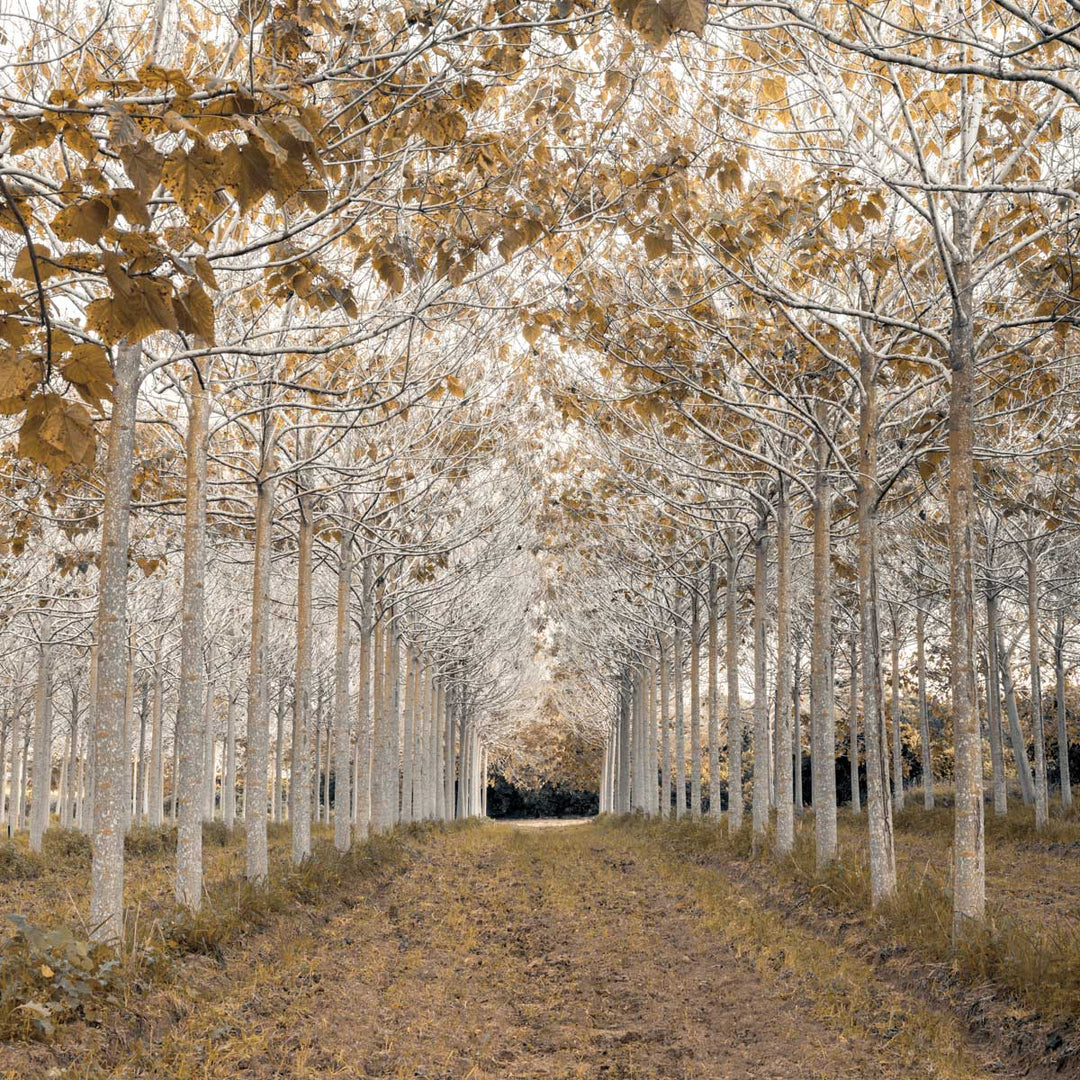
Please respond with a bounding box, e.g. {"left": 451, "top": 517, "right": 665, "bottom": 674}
{"left": 812, "top": 409, "right": 836, "bottom": 867}
{"left": 333, "top": 517, "right": 353, "bottom": 851}
{"left": 176, "top": 378, "right": 209, "bottom": 909}
{"left": 90, "top": 343, "right": 142, "bottom": 942}
{"left": 690, "top": 592, "right": 702, "bottom": 819}
{"left": 1055, "top": 612, "right": 1072, "bottom": 809}
{"left": 1027, "top": 546, "right": 1049, "bottom": 829}
{"left": 29, "top": 619, "right": 53, "bottom": 852}
{"left": 775, "top": 478, "right": 793, "bottom": 856}
{"left": 291, "top": 473, "right": 314, "bottom": 862}
{"left": 857, "top": 346, "right": 895, "bottom": 903}
{"left": 916, "top": 601, "right": 934, "bottom": 810}
{"left": 707, "top": 566, "right": 720, "bottom": 821}
{"left": 245, "top": 468, "right": 274, "bottom": 883}
{"left": 673, "top": 627, "right": 685, "bottom": 819}
{"left": 948, "top": 199, "right": 985, "bottom": 932}
{"left": 751, "top": 517, "right": 769, "bottom": 848}
{"left": 726, "top": 540, "right": 743, "bottom": 830}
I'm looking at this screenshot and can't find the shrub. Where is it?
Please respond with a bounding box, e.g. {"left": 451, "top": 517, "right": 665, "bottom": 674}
{"left": 125, "top": 824, "right": 174, "bottom": 858}
{"left": 0, "top": 916, "right": 120, "bottom": 1038}
{"left": 0, "top": 843, "right": 44, "bottom": 882}
{"left": 42, "top": 827, "right": 91, "bottom": 864}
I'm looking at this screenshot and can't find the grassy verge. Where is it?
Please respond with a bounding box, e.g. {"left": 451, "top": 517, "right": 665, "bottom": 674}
{"left": 0, "top": 820, "right": 468, "bottom": 1040}
{"left": 604, "top": 806, "right": 1080, "bottom": 1045}
{"left": 597, "top": 815, "right": 991, "bottom": 1080}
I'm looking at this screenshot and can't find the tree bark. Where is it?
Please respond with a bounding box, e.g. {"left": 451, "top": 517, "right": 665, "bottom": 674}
{"left": 726, "top": 540, "right": 743, "bottom": 830}
{"left": 176, "top": 377, "right": 209, "bottom": 906}
{"left": 857, "top": 346, "right": 895, "bottom": 903}
{"left": 812, "top": 408, "right": 836, "bottom": 867}
{"left": 916, "top": 600, "right": 935, "bottom": 810}
{"left": 291, "top": 465, "right": 314, "bottom": 862}
{"left": 751, "top": 515, "right": 770, "bottom": 848}
{"left": 333, "top": 516, "right": 353, "bottom": 851}
{"left": 29, "top": 618, "right": 53, "bottom": 853}
{"left": 1055, "top": 611, "right": 1072, "bottom": 810}
{"left": 245, "top": 466, "right": 274, "bottom": 883}
{"left": 690, "top": 591, "right": 702, "bottom": 819}
{"left": 948, "top": 196, "right": 985, "bottom": 931}
{"left": 1027, "top": 545, "right": 1049, "bottom": 829}
{"left": 673, "top": 628, "right": 685, "bottom": 819}
{"left": 89, "top": 343, "right": 141, "bottom": 941}
{"left": 775, "top": 477, "right": 793, "bottom": 856}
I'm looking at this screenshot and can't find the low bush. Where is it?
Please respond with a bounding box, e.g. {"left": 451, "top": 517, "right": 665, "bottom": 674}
{"left": 0, "top": 916, "right": 120, "bottom": 1038}
{"left": 0, "top": 843, "right": 44, "bottom": 883}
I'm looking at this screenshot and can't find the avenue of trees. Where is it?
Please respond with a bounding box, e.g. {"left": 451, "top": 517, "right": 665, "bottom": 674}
{"left": 0, "top": 0, "right": 1078, "bottom": 954}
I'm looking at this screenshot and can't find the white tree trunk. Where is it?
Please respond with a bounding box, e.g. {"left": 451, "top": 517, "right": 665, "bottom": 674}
{"left": 90, "top": 343, "right": 141, "bottom": 942}
{"left": 751, "top": 518, "right": 770, "bottom": 847}
{"left": 333, "top": 518, "right": 353, "bottom": 852}
{"left": 245, "top": 468, "right": 274, "bottom": 884}
{"left": 30, "top": 620, "right": 53, "bottom": 852}
{"left": 176, "top": 378, "right": 209, "bottom": 909}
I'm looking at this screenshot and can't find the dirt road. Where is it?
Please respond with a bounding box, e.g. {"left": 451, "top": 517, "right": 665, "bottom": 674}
{"left": 66, "top": 820, "right": 997, "bottom": 1079}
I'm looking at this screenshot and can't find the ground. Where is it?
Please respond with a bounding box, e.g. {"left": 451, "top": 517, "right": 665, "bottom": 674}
{"left": 5, "top": 814, "right": 1057, "bottom": 1080}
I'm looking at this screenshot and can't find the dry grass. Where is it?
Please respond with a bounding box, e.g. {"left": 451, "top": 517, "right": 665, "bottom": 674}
{"left": 0, "top": 819, "right": 454, "bottom": 1043}
{"left": 604, "top": 800, "right": 1080, "bottom": 1029}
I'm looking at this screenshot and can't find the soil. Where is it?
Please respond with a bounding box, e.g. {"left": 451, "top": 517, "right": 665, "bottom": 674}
{"left": 14, "top": 819, "right": 1003, "bottom": 1079}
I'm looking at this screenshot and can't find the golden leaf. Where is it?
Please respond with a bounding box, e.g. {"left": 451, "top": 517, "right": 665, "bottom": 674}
{"left": 62, "top": 344, "right": 115, "bottom": 408}
{"left": 373, "top": 253, "right": 405, "bottom": 293}
{"left": 120, "top": 142, "right": 165, "bottom": 202}
{"left": 0, "top": 351, "right": 40, "bottom": 414}
{"left": 51, "top": 198, "right": 112, "bottom": 245}
{"left": 18, "top": 393, "right": 96, "bottom": 474}
{"left": 162, "top": 143, "right": 222, "bottom": 221}
{"left": 174, "top": 281, "right": 216, "bottom": 345}
{"left": 222, "top": 141, "right": 273, "bottom": 213}
{"left": 109, "top": 188, "right": 152, "bottom": 228}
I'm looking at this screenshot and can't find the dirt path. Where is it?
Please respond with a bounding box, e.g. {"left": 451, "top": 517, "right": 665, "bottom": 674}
{"left": 80, "top": 821, "right": 997, "bottom": 1080}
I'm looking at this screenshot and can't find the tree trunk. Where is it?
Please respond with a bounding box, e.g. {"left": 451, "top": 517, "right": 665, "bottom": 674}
{"left": 857, "top": 346, "right": 895, "bottom": 903}
{"left": 292, "top": 471, "right": 314, "bottom": 862}
{"left": 1055, "top": 611, "right": 1072, "bottom": 809}
{"left": 996, "top": 620, "right": 1036, "bottom": 805}
{"left": 149, "top": 639, "right": 164, "bottom": 827}
{"left": 134, "top": 678, "right": 148, "bottom": 823}
{"left": 245, "top": 466, "right": 275, "bottom": 883}
{"left": 273, "top": 681, "right": 285, "bottom": 825}
{"left": 984, "top": 603, "right": 1006, "bottom": 816}
{"left": 333, "top": 516, "right": 353, "bottom": 851}
{"left": 673, "top": 628, "right": 685, "bottom": 819}
{"left": 726, "top": 540, "right": 743, "bottom": 830}
{"left": 176, "top": 376, "right": 209, "bottom": 908}
{"left": 775, "top": 477, "right": 793, "bottom": 855}
{"left": 29, "top": 619, "right": 53, "bottom": 853}
{"left": 659, "top": 633, "right": 671, "bottom": 819}
{"left": 690, "top": 591, "right": 702, "bottom": 819}
{"left": 617, "top": 671, "right": 632, "bottom": 814}
{"left": 889, "top": 609, "right": 905, "bottom": 813}
{"left": 916, "top": 600, "right": 935, "bottom": 810}
{"left": 849, "top": 631, "right": 860, "bottom": 813}
{"left": 90, "top": 343, "right": 142, "bottom": 942}
{"left": 812, "top": 407, "right": 836, "bottom": 867}
{"left": 948, "top": 196, "right": 985, "bottom": 932}
{"left": 794, "top": 642, "right": 804, "bottom": 815}
{"left": 751, "top": 515, "right": 770, "bottom": 848}
{"left": 224, "top": 679, "right": 236, "bottom": 829}
{"left": 401, "top": 650, "right": 415, "bottom": 824}
{"left": 1027, "top": 546, "right": 1049, "bottom": 829}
